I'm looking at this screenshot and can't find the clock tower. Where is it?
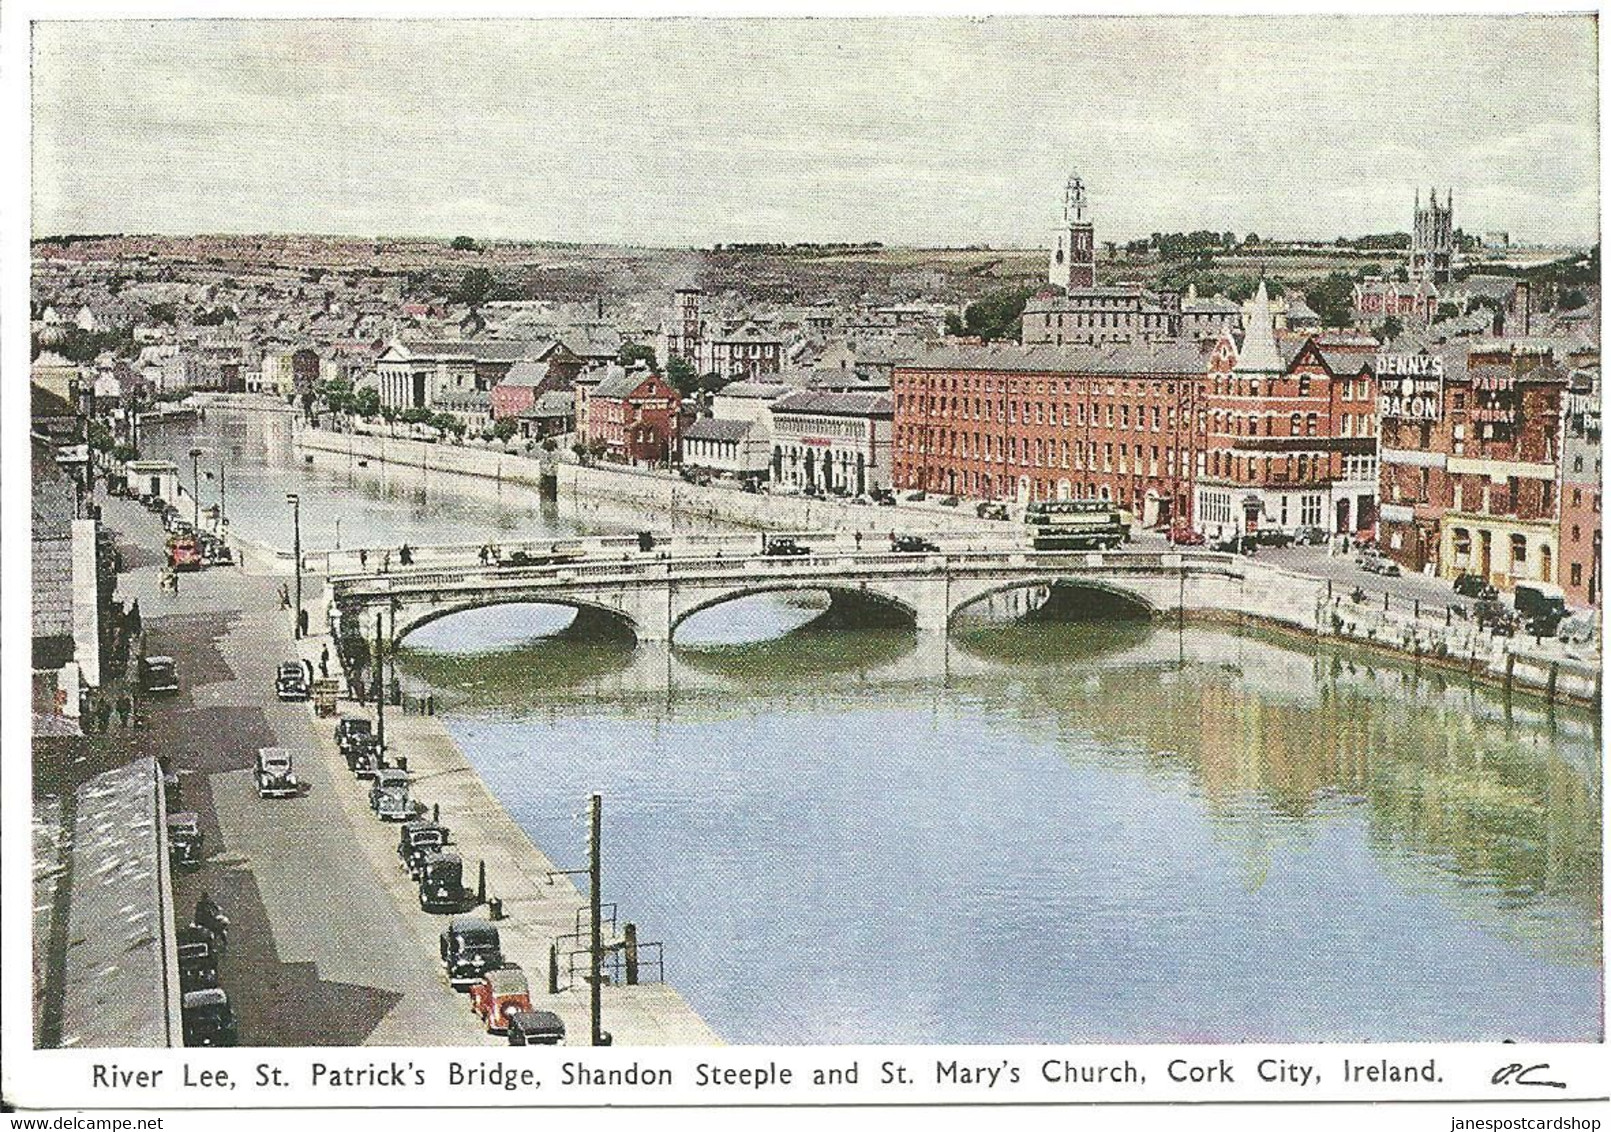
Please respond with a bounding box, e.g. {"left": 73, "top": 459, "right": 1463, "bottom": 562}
{"left": 1048, "top": 171, "right": 1096, "bottom": 293}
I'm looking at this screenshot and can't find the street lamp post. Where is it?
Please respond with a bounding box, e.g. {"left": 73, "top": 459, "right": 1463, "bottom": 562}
{"left": 189, "top": 447, "right": 202, "bottom": 528}
{"left": 287, "top": 493, "right": 303, "bottom": 639}
{"left": 218, "top": 456, "right": 227, "bottom": 531}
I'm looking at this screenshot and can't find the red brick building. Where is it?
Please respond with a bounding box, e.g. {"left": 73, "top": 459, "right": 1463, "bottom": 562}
{"left": 1557, "top": 369, "right": 1600, "bottom": 607}
{"left": 1377, "top": 342, "right": 1572, "bottom": 589}
{"left": 489, "top": 342, "right": 585, "bottom": 420}
{"left": 585, "top": 366, "right": 681, "bottom": 466}
{"left": 1193, "top": 288, "right": 1380, "bottom": 539}
{"left": 891, "top": 341, "right": 1209, "bottom": 528}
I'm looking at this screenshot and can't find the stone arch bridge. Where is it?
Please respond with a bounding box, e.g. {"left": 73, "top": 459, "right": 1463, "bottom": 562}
{"left": 327, "top": 548, "right": 1327, "bottom": 648}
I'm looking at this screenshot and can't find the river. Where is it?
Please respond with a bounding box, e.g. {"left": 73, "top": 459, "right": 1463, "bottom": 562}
{"left": 149, "top": 408, "right": 1605, "bottom": 1044}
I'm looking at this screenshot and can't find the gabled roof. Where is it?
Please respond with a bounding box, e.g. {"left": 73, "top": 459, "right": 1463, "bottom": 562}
{"left": 684, "top": 417, "right": 754, "bottom": 442}
{"left": 593, "top": 368, "right": 673, "bottom": 400}
{"left": 771, "top": 390, "right": 893, "bottom": 418}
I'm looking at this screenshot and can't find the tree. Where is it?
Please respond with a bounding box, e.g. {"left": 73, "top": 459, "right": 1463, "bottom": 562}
{"left": 948, "top": 286, "right": 1033, "bottom": 342}
{"left": 1560, "top": 288, "right": 1589, "bottom": 311}
{"left": 1377, "top": 317, "right": 1403, "bottom": 343}
{"left": 665, "top": 355, "right": 701, "bottom": 396}
{"left": 492, "top": 417, "right": 520, "bottom": 441}
{"left": 454, "top": 267, "right": 495, "bottom": 307}
{"left": 352, "top": 387, "right": 381, "bottom": 418}
{"left": 146, "top": 302, "right": 178, "bottom": 324}
{"left": 1243, "top": 233, "right": 1261, "bottom": 247}
{"left": 320, "top": 377, "right": 354, "bottom": 415}
{"left": 1303, "top": 272, "right": 1358, "bottom": 329}
{"left": 431, "top": 411, "right": 466, "bottom": 438}
{"left": 618, "top": 342, "right": 660, "bottom": 372}
{"left": 400, "top": 406, "right": 434, "bottom": 425}
{"left": 451, "top": 236, "right": 478, "bottom": 252}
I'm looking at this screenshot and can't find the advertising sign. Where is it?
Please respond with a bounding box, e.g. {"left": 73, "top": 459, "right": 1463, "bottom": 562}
{"left": 1375, "top": 354, "right": 1444, "bottom": 421}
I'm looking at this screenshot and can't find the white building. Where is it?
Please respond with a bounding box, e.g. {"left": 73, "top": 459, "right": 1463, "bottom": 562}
{"left": 768, "top": 390, "right": 893, "bottom": 497}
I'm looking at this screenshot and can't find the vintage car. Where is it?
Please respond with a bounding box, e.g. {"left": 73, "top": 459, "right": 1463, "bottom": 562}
{"left": 276, "top": 661, "right": 310, "bottom": 702}
{"left": 419, "top": 850, "right": 470, "bottom": 913}
{"left": 889, "top": 534, "right": 940, "bottom": 554}
{"left": 1514, "top": 581, "right": 1570, "bottom": 637}
{"left": 470, "top": 966, "right": 533, "bottom": 1034}
{"left": 975, "top": 501, "right": 1009, "bottom": 520}
{"left": 176, "top": 926, "right": 220, "bottom": 993}
{"left": 255, "top": 747, "right": 300, "bottom": 799}
{"left": 505, "top": 1009, "right": 566, "bottom": 1046}
{"left": 166, "top": 812, "right": 204, "bottom": 870}
{"left": 399, "top": 821, "right": 450, "bottom": 875}
{"left": 369, "top": 768, "right": 411, "bottom": 821}
{"left": 1357, "top": 549, "right": 1401, "bottom": 577}
{"left": 350, "top": 735, "right": 382, "bottom": 779}
{"left": 181, "top": 988, "right": 238, "bottom": 1047}
{"left": 762, "top": 536, "right": 810, "bottom": 557}
{"left": 199, "top": 533, "right": 233, "bottom": 566}
{"left": 335, "top": 716, "right": 373, "bottom": 754}
{"left": 1167, "top": 524, "right": 1206, "bottom": 546}
{"left": 441, "top": 918, "right": 503, "bottom": 989}
{"left": 1292, "top": 526, "right": 1330, "bottom": 546}
{"left": 139, "top": 655, "right": 180, "bottom": 695}
{"left": 1453, "top": 573, "right": 1499, "bottom": 601}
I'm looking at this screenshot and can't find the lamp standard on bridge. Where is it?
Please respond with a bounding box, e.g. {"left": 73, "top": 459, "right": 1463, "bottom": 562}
{"left": 189, "top": 447, "right": 202, "bottom": 528}
{"left": 287, "top": 493, "right": 303, "bottom": 639}
{"left": 217, "top": 454, "right": 227, "bottom": 531}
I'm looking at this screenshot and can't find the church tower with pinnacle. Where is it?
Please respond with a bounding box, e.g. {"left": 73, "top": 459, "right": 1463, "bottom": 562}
{"left": 1048, "top": 171, "right": 1096, "bottom": 293}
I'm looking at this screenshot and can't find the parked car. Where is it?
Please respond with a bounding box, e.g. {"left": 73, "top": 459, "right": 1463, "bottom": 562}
{"left": 976, "top": 502, "right": 1009, "bottom": 521}
{"left": 1357, "top": 550, "right": 1401, "bottom": 577}
{"left": 369, "top": 768, "right": 412, "bottom": 821}
{"left": 1254, "top": 529, "right": 1294, "bottom": 548}
{"left": 1452, "top": 573, "right": 1498, "bottom": 601}
{"left": 905, "top": 491, "right": 927, "bottom": 503}
{"left": 400, "top": 821, "right": 450, "bottom": 877}
{"left": 254, "top": 747, "right": 300, "bottom": 800}
{"left": 1557, "top": 612, "right": 1598, "bottom": 645}
{"left": 471, "top": 966, "right": 533, "bottom": 1034}
{"left": 1167, "top": 524, "right": 1206, "bottom": 546}
{"left": 1292, "top": 526, "right": 1329, "bottom": 546}
{"left": 335, "top": 716, "right": 373, "bottom": 760}
{"left": 890, "top": 534, "right": 940, "bottom": 554}
{"left": 350, "top": 735, "right": 382, "bottom": 779}
{"left": 939, "top": 495, "right": 960, "bottom": 507}
{"left": 763, "top": 537, "right": 810, "bottom": 557}
{"left": 441, "top": 918, "right": 503, "bottom": 989}
{"left": 176, "top": 927, "right": 220, "bottom": 993}
{"left": 276, "top": 661, "right": 310, "bottom": 702}
{"left": 139, "top": 655, "right": 180, "bottom": 695}
{"left": 166, "top": 811, "right": 204, "bottom": 870}
{"left": 419, "top": 851, "right": 470, "bottom": 912}
{"left": 871, "top": 489, "right": 897, "bottom": 507}
{"left": 1474, "top": 599, "right": 1517, "bottom": 637}
{"left": 505, "top": 1009, "right": 567, "bottom": 1046}
{"left": 181, "top": 988, "right": 238, "bottom": 1047}
{"left": 1513, "top": 580, "right": 1569, "bottom": 637}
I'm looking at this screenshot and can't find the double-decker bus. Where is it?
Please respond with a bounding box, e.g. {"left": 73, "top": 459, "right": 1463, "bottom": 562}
{"left": 1024, "top": 500, "right": 1131, "bottom": 551}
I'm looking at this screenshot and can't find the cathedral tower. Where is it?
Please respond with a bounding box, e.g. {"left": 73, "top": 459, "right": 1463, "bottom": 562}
{"left": 1409, "top": 186, "right": 1454, "bottom": 284}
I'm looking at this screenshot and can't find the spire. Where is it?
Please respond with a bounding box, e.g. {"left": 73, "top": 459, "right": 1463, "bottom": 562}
{"left": 1235, "top": 281, "right": 1283, "bottom": 373}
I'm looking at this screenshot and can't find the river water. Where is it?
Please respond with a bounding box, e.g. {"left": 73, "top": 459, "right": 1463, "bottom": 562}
{"left": 150, "top": 410, "right": 1605, "bottom": 1044}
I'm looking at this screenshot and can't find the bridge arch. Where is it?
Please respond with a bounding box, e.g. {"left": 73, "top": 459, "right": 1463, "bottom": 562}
{"left": 668, "top": 582, "right": 922, "bottom": 639}
{"left": 382, "top": 595, "right": 643, "bottom": 647}
{"left": 947, "top": 576, "right": 1161, "bottom": 625}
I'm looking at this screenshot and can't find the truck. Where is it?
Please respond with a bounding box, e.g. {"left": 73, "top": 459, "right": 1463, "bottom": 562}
{"left": 1513, "top": 581, "right": 1570, "bottom": 637}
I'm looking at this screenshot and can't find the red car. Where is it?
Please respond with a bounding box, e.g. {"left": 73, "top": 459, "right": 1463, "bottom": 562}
{"left": 470, "top": 967, "right": 532, "bottom": 1034}
{"left": 1167, "top": 524, "right": 1205, "bottom": 546}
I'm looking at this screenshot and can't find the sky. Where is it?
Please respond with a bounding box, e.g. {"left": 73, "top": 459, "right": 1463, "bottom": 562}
{"left": 30, "top": 15, "right": 1602, "bottom": 247}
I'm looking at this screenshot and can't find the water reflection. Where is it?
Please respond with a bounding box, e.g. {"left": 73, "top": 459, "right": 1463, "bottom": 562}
{"left": 397, "top": 609, "right": 1602, "bottom": 1042}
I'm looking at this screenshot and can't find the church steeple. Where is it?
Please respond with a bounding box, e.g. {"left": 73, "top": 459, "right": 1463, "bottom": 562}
{"left": 1235, "top": 281, "right": 1283, "bottom": 374}
{"left": 1048, "top": 170, "right": 1096, "bottom": 293}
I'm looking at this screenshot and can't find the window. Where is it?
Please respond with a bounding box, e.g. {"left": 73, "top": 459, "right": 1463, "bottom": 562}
{"left": 1572, "top": 563, "right": 1583, "bottom": 586}
{"left": 1306, "top": 413, "right": 1318, "bottom": 436}
{"left": 1298, "top": 375, "right": 1311, "bottom": 396}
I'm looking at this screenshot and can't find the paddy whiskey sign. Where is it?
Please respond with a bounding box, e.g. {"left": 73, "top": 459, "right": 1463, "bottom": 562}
{"left": 1375, "top": 353, "right": 1445, "bottom": 421}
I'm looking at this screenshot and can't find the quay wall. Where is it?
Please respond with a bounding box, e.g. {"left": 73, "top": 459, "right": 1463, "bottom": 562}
{"left": 293, "top": 424, "right": 999, "bottom": 535}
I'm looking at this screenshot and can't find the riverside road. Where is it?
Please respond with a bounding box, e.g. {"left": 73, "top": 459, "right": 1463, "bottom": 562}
{"left": 101, "top": 488, "right": 490, "bottom": 1046}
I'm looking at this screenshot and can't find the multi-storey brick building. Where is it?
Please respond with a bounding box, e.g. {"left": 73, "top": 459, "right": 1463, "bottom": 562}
{"left": 1376, "top": 341, "right": 1571, "bottom": 589}
{"left": 891, "top": 341, "right": 1208, "bottom": 527}
{"left": 583, "top": 365, "right": 681, "bottom": 466}
{"left": 1193, "top": 286, "right": 1380, "bottom": 540}
{"left": 1555, "top": 367, "right": 1599, "bottom": 606}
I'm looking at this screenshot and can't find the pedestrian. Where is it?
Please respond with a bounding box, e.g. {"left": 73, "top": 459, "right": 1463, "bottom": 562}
{"left": 381, "top": 551, "right": 391, "bottom": 573}
{"left": 359, "top": 548, "right": 368, "bottom": 569}
{"left": 399, "top": 543, "right": 413, "bottom": 566}
{"left": 279, "top": 582, "right": 291, "bottom": 610}
{"left": 320, "top": 643, "right": 330, "bottom": 672}
{"left": 854, "top": 530, "right": 863, "bottom": 550}
{"left": 478, "top": 545, "right": 489, "bottom": 565}
{"left": 115, "top": 694, "right": 131, "bottom": 728}
{"left": 127, "top": 599, "right": 142, "bottom": 637}
{"left": 304, "top": 657, "right": 315, "bottom": 686}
